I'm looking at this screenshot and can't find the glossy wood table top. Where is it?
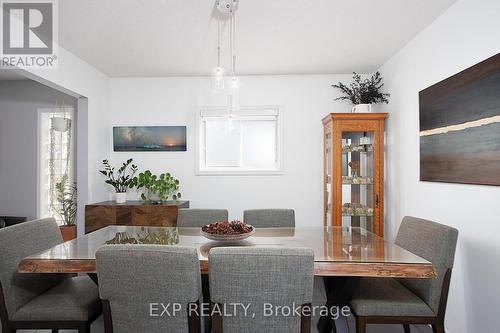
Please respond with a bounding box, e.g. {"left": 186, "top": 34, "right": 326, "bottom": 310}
{"left": 18, "top": 226, "right": 436, "bottom": 278}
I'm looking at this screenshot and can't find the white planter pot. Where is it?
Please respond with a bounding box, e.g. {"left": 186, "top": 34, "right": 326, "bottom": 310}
{"left": 351, "top": 104, "right": 372, "bottom": 113}
{"left": 51, "top": 117, "right": 71, "bottom": 132}
{"left": 115, "top": 192, "right": 127, "bottom": 204}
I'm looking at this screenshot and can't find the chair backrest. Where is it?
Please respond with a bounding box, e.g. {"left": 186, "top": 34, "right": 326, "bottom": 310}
{"left": 0, "top": 216, "right": 28, "bottom": 228}
{"left": 209, "top": 247, "right": 314, "bottom": 332}
{"left": 243, "top": 209, "right": 295, "bottom": 228}
{"left": 96, "top": 245, "right": 202, "bottom": 333}
{"left": 0, "top": 218, "right": 68, "bottom": 318}
{"left": 396, "top": 216, "right": 458, "bottom": 315}
{"left": 177, "top": 209, "right": 228, "bottom": 227}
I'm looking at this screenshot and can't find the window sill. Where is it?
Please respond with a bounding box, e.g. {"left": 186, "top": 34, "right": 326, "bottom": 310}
{"left": 195, "top": 169, "right": 284, "bottom": 176}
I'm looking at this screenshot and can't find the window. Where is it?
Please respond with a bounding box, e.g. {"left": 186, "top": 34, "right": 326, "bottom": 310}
{"left": 38, "top": 108, "right": 75, "bottom": 224}
{"left": 196, "top": 106, "right": 283, "bottom": 175}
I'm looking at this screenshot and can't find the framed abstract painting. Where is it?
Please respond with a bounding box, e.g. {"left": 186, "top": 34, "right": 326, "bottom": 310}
{"left": 419, "top": 53, "right": 500, "bottom": 186}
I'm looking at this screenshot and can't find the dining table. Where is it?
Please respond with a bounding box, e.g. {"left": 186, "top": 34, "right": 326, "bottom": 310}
{"left": 17, "top": 225, "right": 436, "bottom": 333}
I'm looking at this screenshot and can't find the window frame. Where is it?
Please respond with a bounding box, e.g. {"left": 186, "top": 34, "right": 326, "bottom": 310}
{"left": 37, "top": 107, "right": 75, "bottom": 223}
{"left": 195, "top": 105, "right": 284, "bottom": 176}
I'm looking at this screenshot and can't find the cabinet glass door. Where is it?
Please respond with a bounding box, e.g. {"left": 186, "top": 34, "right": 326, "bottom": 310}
{"left": 341, "top": 131, "right": 375, "bottom": 232}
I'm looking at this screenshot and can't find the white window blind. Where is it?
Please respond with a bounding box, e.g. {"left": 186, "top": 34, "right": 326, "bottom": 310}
{"left": 197, "top": 107, "right": 283, "bottom": 175}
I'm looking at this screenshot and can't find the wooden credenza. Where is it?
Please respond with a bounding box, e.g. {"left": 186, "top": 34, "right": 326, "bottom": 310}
{"left": 85, "top": 200, "right": 190, "bottom": 233}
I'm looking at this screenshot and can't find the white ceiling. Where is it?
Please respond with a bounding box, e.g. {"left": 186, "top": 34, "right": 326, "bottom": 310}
{"left": 59, "top": 0, "right": 457, "bottom": 77}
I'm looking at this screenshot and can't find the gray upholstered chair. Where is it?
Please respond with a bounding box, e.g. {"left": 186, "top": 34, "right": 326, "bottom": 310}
{"left": 0, "top": 216, "right": 27, "bottom": 229}
{"left": 243, "top": 209, "right": 295, "bottom": 228}
{"left": 209, "top": 247, "right": 314, "bottom": 333}
{"left": 96, "top": 245, "right": 202, "bottom": 333}
{"left": 0, "top": 218, "right": 101, "bottom": 333}
{"left": 349, "top": 216, "right": 459, "bottom": 333}
{"left": 176, "top": 208, "right": 228, "bottom": 332}
{"left": 177, "top": 208, "right": 228, "bottom": 227}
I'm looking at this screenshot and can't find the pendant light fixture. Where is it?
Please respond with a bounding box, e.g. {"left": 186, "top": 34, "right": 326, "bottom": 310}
{"left": 227, "top": 0, "right": 239, "bottom": 117}
{"left": 210, "top": 20, "right": 226, "bottom": 93}
{"left": 213, "top": 0, "right": 240, "bottom": 119}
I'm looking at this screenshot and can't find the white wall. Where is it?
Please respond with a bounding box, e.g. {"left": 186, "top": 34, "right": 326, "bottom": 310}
{"left": 21, "top": 47, "right": 111, "bottom": 236}
{"left": 378, "top": 0, "right": 500, "bottom": 332}
{"left": 0, "top": 80, "right": 77, "bottom": 218}
{"left": 109, "top": 75, "right": 352, "bottom": 225}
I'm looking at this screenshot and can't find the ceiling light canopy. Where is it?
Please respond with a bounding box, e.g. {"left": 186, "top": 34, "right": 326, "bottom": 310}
{"left": 215, "top": 0, "right": 239, "bottom": 15}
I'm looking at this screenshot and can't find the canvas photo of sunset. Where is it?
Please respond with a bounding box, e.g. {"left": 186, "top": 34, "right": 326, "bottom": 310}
{"left": 113, "top": 126, "right": 187, "bottom": 151}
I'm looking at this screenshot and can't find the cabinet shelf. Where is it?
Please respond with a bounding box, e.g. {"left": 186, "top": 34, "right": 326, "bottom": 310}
{"left": 342, "top": 144, "right": 374, "bottom": 154}
{"left": 342, "top": 176, "right": 373, "bottom": 185}
{"left": 342, "top": 203, "right": 374, "bottom": 217}
{"left": 342, "top": 213, "right": 374, "bottom": 217}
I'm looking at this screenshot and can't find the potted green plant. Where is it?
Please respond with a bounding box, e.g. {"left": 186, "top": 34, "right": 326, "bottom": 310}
{"left": 332, "top": 71, "right": 390, "bottom": 113}
{"left": 130, "top": 170, "right": 181, "bottom": 204}
{"left": 99, "top": 159, "right": 138, "bottom": 203}
{"left": 51, "top": 116, "right": 71, "bottom": 132}
{"left": 55, "top": 175, "right": 77, "bottom": 241}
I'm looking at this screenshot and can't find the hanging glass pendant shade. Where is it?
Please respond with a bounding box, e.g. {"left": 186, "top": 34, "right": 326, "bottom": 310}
{"left": 228, "top": 75, "right": 240, "bottom": 112}
{"left": 211, "top": 66, "right": 226, "bottom": 93}
{"left": 226, "top": 0, "right": 240, "bottom": 116}
{"left": 211, "top": 19, "right": 226, "bottom": 94}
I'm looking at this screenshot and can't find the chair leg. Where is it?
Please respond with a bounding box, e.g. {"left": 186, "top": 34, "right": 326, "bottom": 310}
{"left": 2, "top": 321, "right": 14, "bottom": 333}
{"left": 211, "top": 303, "right": 222, "bottom": 333}
{"left": 432, "top": 324, "right": 445, "bottom": 333}
{"left": 356, "top": 317, "right": 366, "bottom": 333}
{"left": 403, "top": 324, "right": 411, "bottom": 333}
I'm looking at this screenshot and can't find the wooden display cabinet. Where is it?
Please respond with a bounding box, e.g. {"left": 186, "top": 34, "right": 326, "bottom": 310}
{"left": 323, "top": 113, "right": 387, "bottom": 236}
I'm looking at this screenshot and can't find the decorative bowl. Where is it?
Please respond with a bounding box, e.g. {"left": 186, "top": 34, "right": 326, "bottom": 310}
{"left": 201, "top": 221, "right": 255, "bottom": 242}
